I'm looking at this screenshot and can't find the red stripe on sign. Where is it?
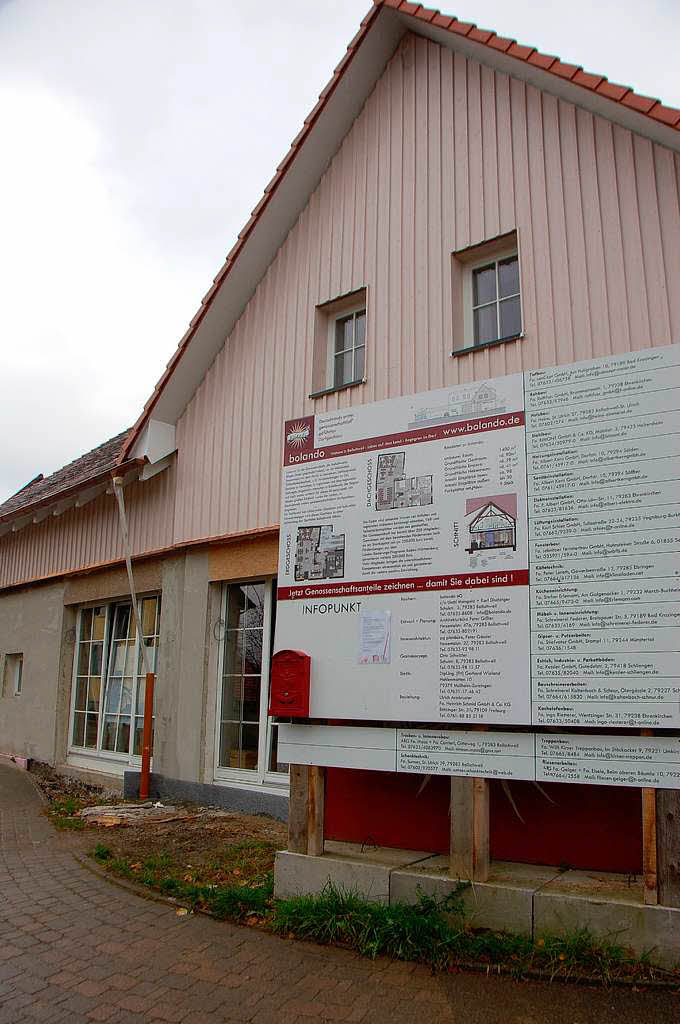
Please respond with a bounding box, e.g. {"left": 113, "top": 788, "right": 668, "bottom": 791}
{"left": 283, "top": 411, "right": 525, "bottom": 465}
{"left": 278, "top": 569, "right": 529, "bottom": 600}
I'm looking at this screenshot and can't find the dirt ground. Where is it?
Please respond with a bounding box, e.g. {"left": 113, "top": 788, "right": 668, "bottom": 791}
{"left": 29, "top": 761, "right": 288, "bottom": 885}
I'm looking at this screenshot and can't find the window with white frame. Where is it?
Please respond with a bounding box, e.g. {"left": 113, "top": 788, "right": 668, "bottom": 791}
{"left": 470, "top": 254, "right": 521, "bottom": 346}
{"left": 331, "top": 307, "right": 366, "bottom": 390}
{"left": 69, "top": 597, "right": 161, "bottom": 761}
{"left": 452, "top": 232, "right": 522, "bottom": 354}
{"left": 215, "top": 579, "right": 288, "bottom": 785}
{"left": 4, "top": 653, "right": 23, "bottom": 696}
{"left": 311, "top": 287, "right": 367, "bottom": 396}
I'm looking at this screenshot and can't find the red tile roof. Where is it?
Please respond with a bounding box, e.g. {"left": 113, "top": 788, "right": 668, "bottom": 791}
{"left": 0, "top": 431, "right": 130, "bottom": 522}
{"left": 115, "top": 0, "right": 680, "bottom": 463}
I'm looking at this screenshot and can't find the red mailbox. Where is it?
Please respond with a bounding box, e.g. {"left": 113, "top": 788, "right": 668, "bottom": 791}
{"left": 269, "top": 649, "right": 311, "bottom": 718}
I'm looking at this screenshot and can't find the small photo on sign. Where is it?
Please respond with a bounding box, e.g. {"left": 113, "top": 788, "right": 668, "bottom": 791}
{"left": 358, "top": 610, "right": 391, "bottom": 664}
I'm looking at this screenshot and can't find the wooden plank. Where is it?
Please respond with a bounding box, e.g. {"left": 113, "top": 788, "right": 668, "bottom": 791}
{"left": 657, "top": 789, "right": 680, "bottom": 908}
{"left": 307, "top": 765, "right": 325, "bottom": 857}
{"left": 449, "top": 776, "right": 490, "bottom": 882}
{"left": 287, "top": 764, "right": 308, "bottom": 854}
{"left": 642, "top": 787, "right": 658, "bottom": 906}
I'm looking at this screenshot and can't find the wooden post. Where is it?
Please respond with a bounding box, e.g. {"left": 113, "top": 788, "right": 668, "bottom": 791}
{"left": 288, "top": 764, "right": 309, "bottom": 854}
{"left": 449, "top": 776, "right": 490, "bottom": 882}
{"left": 642, "top": 787, "right": 658, "bottom": 905}
{"left": 307, "top": 765, "right": 325, "bottom": 857}
{"left": 139, "top": 672, "right": 155, "bottom": 801}
{"left": 657, "top": 790, "right": 680, "bottom": 908}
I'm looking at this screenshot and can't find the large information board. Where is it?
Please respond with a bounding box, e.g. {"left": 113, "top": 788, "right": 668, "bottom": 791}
{"left": 274, "top": 344, "right": 680, "bottom": 729}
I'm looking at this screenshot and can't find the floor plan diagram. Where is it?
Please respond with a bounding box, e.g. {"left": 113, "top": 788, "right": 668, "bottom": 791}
{"left": 376, "top": 452, "right": 433, "bottom": 511}
{"left": 294, "top": 525, "right": 346, "bottom": 581}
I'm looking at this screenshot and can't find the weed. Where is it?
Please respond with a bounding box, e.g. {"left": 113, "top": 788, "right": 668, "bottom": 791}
{"left": 93, "top": 844, "right": 113, "bottom": 861}
{"left": 51, "top": 815, "right": 86, "bottom": 831}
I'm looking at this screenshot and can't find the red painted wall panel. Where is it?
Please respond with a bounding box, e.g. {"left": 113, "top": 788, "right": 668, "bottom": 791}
{"left": 325, "top": 769, "right": 642, "bottom": 874}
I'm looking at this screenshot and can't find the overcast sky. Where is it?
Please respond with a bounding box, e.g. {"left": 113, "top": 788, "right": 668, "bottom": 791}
{"left": 1, "top": 0, "right": 679, "bottom": 503}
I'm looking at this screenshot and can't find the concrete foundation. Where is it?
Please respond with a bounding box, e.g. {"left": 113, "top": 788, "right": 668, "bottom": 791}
{"left": 123, "top": 771, "right": 288, "bottom": 820}
{"left": 275, "top": 842, "right": 434, "bottom": 904}
{"left": 274, "top": 845, "right": 680, "bottom": 967}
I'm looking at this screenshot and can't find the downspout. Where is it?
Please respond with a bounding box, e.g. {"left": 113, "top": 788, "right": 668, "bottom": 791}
{"left": 112, "top": 475, "right": 155, "bottom": 800}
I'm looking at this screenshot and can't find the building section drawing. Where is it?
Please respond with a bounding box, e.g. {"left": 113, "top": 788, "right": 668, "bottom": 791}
{"left": 294, "top": 525, "right": 345, "bottom": 581}
{"left": 376, "top": 452, "right": 433, "bottom": 511}
{"left": 466, "top": 502, "right": 517, "bottom": 552}
{"left": 409, "top": 383, "right": 506, "bottom": 428}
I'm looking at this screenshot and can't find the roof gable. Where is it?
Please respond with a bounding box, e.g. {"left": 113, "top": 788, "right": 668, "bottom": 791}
{"left": 120, "top": 1, "right": 680, "bottom": 463}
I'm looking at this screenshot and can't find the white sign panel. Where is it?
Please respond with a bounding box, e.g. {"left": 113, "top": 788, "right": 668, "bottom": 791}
{"left": 536, "top": 733, "right": 680, "bottom": 789}
{"left": 397, "top": 729, "right": 535, "bottom": 780}
{"left": 275, "top": 343, "right": 680, "bottom": 730}
{"left": 276, "top": 373, "right": 530, "bottom": 724}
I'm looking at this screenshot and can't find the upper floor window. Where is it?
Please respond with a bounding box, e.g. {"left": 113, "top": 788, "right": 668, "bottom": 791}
{"left": 452, "top": 231, "right": 523, "bottom": 355}
{"left": 311, "top": 287, "right": 367, "bottom": 397}
{"left": 471, "top": 254, "right": 521, "bottom": 346}
{"left": 69, "top": 596, "right": 161, "bottom": 761}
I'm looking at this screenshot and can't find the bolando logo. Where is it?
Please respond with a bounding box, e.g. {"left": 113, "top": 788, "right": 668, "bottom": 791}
{"left": 286, "top": 422, "right": 311, "bottom": 448}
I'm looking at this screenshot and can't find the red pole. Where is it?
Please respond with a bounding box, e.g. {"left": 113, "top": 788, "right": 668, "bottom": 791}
{"left": 139, "top": 672, "right": 155, "bottom": 801}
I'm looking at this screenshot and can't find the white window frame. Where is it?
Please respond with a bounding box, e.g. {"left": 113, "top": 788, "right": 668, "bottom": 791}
{"left": 6, "top": 653, "right": 23, "bottom": 696}
{"left": 325, "top": 303, "right": 367, "bottom": 391}
{"left": 461, "top": 246, "right": 523, "bottom": 351}
{"left": 213, "top": 578, "right": 288, "bottom": 789}
{"left": 67, "top": 597, "right": 160, "bottom": 774}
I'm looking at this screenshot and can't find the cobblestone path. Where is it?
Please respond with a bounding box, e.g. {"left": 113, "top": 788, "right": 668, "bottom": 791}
{"left": 1, "top": 761, "right": 677, "bottom": 1023}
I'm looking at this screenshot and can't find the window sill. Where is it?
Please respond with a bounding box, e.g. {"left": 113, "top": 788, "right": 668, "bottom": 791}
{"left": 309, "top": 378, "right": 366, "bottom": 399}
{"left": 450, "top": 333, "right": 524, "bottom": 358}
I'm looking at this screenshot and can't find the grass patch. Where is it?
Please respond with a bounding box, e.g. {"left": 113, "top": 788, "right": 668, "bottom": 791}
{"left": 90, "top": 844, "right": 679, "bottom": 988}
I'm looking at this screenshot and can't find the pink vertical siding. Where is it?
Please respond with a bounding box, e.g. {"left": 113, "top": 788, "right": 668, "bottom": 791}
{"left": 3, "top": 31, "right": 680, "bottom": 586}
{"left": 172, "top": 33, "right": 680, "bottom": 544}
{"left": 0, "top": 464, "right": 176, "bottom": 590}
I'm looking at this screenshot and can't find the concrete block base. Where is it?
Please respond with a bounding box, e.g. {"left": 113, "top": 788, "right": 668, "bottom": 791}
{"left": 534, "top": 869, "right": 680, "bottom": 968}
{"left": 391, "top": 856, "right": 560, "bottom": 935}
{"left": 275, "top": 843, "right": 433, "bottom": 904}
{"left": 275, "top": 846, "right": 680, "bottom": 966}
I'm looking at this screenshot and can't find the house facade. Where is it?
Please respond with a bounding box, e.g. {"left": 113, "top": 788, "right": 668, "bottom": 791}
{"left": 2, "top": 2, "right": 680, "bottom": 927}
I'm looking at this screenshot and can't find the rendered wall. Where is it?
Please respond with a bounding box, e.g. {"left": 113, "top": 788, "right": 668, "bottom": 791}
{"left": 0, "top": 581, "right": 67, "bottom": 762}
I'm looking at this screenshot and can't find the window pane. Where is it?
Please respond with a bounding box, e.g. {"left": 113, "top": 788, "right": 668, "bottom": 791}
{"left": 245, "top": 583, "right": 265, "bottom": 622}
{"left": 473, "top": 304, "right": 498, "bottom": 345}
{"left": 222, "top": 676, "right": 242, "bottom": 720}
{"left": 224, "top": 631, "right": 243, "bottom": 675}
{"left": 80, "top": 609, "right": 93, "bottom": 642}
{"left": 219, "top": 722, "right": 240, "bottom": 768}
{"left": 102, "top": 716, "right": 117, "bottom": 750}
{"left": 226, "top": 584, "right": 247, "bottom": 630}
{"left": 90, "top": 643, "right": 103, "bottom": 676}
{"left": 354, "top": 345, "right": 365, "bottom": 382}
{"left": 243, "top": 630, "right": 262, "bottom": 674}
{"left": 113, "top": 605, "right": 131, "bottom": 640}
{"left": 141, "top": 598, "right": 157, "bottom": 637}
{"left": 241, "top": 724, "right": 259, "bottom": 770}
{"left": 334, "top": 315, "right": 352, "bottom": 353}
{"left": 334, "top": 351, "right": 353, "bottom": 388}
{"left": 92, "top": 607, "right": 106, "bottom": 641}
{"left": 104, "top": 677, "right": 122, "bottom": 714}
{"left": 72, "top": 712, "right": 85, "bottom": 747}
{"left": 498, "top": 255, "right": 519, "bottom": 298}
{"left": 88, "top": 677, "right": 101, "bottom": 711}
{"left": 355, "top": 311, "right": 366, "bottom": 347}
{"left": 75, "top": 678, "right": 87, "bottom": 711}
{"left": 472, "top": 264, "right": 496, "bottom": 305}
{"left": 499, "top": 295, "right": 522, "bottom": 338}
{"left": 116, "top": 717, "right": 131, "bottom": 754}
{"left": 119, "top": 679, "right": 133, "bottom": 715}
{"left": 85, "top": 714, "right": 99, "bottom": 748}
{"left": 133, "top": 719, "right": 148, "bottom": 756}
{"left": 78, "top": 644, "right": 90, "bottom": 676}
{"left": 243, "top": 676, "right": 261, "bottom": 721}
